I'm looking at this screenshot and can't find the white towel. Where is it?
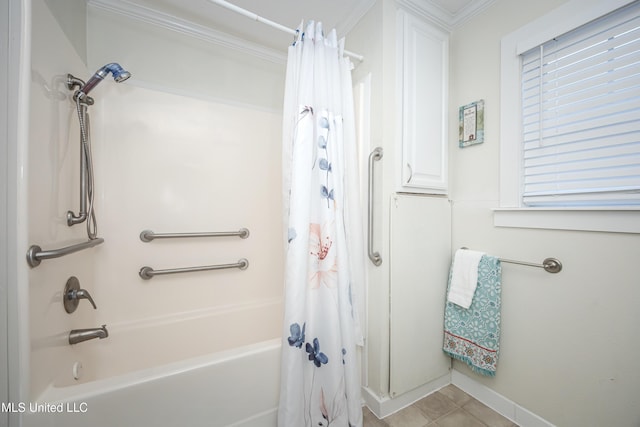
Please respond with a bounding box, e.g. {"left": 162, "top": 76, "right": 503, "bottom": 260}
{"left": 447, "top": 249, "right": 485, "bottom": 309}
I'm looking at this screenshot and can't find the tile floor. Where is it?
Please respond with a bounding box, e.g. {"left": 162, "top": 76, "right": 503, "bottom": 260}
{"left": 363, "top": 385, "right": 518, "bottom": 427}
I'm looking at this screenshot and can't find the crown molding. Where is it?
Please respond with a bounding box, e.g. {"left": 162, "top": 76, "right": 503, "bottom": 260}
{"left": 395, "top": 0, "right": 498, "bottom": 31}
{"left": 450, "top": 0, "right": 498, "bottom": 27}
{"left": 87, "top": 0, "right": 286, "bottom": 64}
{"left": 335, "top": 0, "right": 378, "bottom": 38}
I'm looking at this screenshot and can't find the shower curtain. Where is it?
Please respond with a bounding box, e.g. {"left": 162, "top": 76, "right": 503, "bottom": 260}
{"left": 278, "top": 21, "right": 365, "bottom": 427}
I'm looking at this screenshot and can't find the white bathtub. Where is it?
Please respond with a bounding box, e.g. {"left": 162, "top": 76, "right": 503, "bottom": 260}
{"left": 24, "top": 299, "right": 283, "bottom": 427}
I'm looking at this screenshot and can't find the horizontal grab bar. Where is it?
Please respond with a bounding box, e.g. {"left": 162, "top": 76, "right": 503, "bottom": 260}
{"left": 139, "top": 258, "right": 249, "bottom": 280}
{"left": 26, "top": 238, "right": 105, "bottom": 268}
{"left": 461, "top": 247, "right": 562, "bottom": 274}
{"left": 140, "top": 228, "right": 250, "bottom": 242}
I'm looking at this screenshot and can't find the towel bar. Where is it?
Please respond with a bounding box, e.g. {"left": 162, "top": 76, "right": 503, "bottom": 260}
{"left": 460, "top": 248, "right": 562, "bottom": 273}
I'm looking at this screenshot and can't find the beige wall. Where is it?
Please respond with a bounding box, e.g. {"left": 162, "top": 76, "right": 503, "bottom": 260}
{"left": 449, "top": 1, "right": 640, "bottom": 425}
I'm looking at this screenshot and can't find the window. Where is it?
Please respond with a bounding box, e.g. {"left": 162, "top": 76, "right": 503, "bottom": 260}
{"left": 498, "top": 0, "right": 640, "bottom": 233}
{"left": 520, "top": 1, "right": 640, "bottom": 207}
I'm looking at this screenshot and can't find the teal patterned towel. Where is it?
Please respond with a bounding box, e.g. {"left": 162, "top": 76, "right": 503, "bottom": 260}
{"left": 443, "top": 255, "right": 502, "bottom": 376}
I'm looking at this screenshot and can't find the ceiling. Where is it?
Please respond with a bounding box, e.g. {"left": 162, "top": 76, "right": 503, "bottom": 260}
{"left": 106, "top": 0, "right": 482, "bottom": 51}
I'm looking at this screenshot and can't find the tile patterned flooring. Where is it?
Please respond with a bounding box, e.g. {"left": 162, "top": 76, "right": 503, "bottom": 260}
{"left": 363, "top": 385, "right": 518, "bottom": 427}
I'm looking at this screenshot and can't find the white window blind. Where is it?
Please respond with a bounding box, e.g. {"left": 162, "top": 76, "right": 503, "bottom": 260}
{"left": 520, "top": 1, "right": 640, "bottom": 207}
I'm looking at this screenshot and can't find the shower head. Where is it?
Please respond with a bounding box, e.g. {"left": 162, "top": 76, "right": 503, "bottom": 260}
{"left": 77, "top": 63, "right": 131, "bottom": 99}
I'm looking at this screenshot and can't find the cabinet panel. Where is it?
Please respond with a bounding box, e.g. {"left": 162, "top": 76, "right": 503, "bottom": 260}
{"left": 398, "top": 11, "right": 448, "bottom": 193}
{"left": 389, "top": 194, "right": 451, "bottom": 397}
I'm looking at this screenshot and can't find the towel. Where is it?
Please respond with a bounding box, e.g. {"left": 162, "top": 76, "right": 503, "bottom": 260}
{"left": 443, "top": 254, "right": 502, "bottom": 376}
{"left": 447, "top": 249, "right": 484, "bottom": 309}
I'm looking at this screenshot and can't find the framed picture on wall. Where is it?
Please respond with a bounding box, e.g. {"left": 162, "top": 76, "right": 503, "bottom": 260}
{"left": 459, "top": 99, "right": 484, "bottom": 148}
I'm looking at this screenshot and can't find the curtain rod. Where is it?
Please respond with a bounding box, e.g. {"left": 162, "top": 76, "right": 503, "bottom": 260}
{"left": 207, "top": 0, "right": 364, "bottom": 62}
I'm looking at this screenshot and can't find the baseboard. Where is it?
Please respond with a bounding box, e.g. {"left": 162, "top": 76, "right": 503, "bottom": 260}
{"left": 451, "top": 370, "right": 555, "bottom": 427}
{"left": 362, "top": 373, "right": 450, "bottom": 419}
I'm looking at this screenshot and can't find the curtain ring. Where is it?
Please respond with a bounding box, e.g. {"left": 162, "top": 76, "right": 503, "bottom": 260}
{"left": 292, "top": 28, "right": 300, "bottom": 46}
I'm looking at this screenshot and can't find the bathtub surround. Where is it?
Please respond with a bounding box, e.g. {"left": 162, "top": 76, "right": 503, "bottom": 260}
{"left": 279, "top": 20, "right": 365, "bottom": 427}
{"left": 24, "top": 0, "right": 284, "bottom": 424}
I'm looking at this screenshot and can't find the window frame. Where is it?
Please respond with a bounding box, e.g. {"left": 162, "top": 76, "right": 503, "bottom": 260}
{"left": 497, "top": 0, "right": 640, "bottom": 233}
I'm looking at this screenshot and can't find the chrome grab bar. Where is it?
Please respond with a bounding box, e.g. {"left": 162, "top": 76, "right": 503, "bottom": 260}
{"left": 368, "top": 147, "right": 383, "bottom": 266}
{"left": 140, "top": 228, "right": 250, "bottom": 242}
{"left": 26, "top": 238, "right": 105, "bottom": 268}
{"left": 139, "top": 258, "right": 249, "bottom": 280}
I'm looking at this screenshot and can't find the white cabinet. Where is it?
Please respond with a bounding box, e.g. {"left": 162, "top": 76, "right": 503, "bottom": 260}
{"left": 389, "top": 194, "right": 451, "bottom": 397}
{"left": 396, "top": 9, "right": 448, "bottom": 194}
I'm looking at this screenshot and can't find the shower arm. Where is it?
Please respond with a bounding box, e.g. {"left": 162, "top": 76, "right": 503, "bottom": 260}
{"left": 66, "top": 74, "right": 94, "bottom": 105}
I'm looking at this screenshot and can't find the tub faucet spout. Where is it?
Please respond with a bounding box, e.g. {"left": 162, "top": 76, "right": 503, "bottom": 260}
{"left": 69, "top": 325, "right": 108, "bottom": 345}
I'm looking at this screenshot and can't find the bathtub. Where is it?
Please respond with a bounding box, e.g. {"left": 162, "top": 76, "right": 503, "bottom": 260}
{"left": 24, "top": 299, "right": 283, "bottom": 427}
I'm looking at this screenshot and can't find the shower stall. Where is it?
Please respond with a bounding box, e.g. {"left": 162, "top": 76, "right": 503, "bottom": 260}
{"left": 6, "top": 0, "right": 288, "bottom": 425}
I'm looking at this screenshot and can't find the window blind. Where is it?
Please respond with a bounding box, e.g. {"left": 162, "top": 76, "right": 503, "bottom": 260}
{"left": 520, "top": 0, "right": 640, "bottom": 207}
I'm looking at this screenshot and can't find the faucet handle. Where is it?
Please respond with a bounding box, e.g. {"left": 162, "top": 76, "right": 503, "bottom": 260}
{"left": 63, "top": 277, "right": 97, "bottom": 313}
{"left": 74, "top": 289, "right": 97, "bottom": 309}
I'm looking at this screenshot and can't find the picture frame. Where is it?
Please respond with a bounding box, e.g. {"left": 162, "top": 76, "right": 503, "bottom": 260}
{"left": 459, "top": 99, "right": 484, "bottom": 148}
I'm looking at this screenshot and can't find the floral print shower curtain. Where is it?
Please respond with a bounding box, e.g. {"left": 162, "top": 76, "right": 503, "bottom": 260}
{"left": 278, "top": 21, "right": 365, "bottom": 427}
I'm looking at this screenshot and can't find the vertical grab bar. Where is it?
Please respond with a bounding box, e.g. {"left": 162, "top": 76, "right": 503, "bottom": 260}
{"left": 368, "top": 147, "right": 383, "bottom": 266}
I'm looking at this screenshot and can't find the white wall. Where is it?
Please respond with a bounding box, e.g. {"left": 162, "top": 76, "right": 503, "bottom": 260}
{"left": 347, "top": 0, "right": 397, "bottom": 399}
{"left": 449, "top": 1, "right": 640, "bottom": 426}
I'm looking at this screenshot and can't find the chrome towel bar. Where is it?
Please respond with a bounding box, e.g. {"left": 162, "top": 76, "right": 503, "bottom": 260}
{"left": 27, "top": 238, "right": 105, "bottom": 268}
{"left": 499, "top": 256, "right": 562, "bottom": 273}
{"left": 140, "top": 228, "right": 249, "bottom": 242}
{"left": 139, "top": 258, "right": 249, "bottom": 280}
{"left": 461, "top": 247, "right": 562, "bottom": 273}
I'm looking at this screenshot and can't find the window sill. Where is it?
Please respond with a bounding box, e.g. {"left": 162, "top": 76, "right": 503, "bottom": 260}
{"left": 493, "top": 208, "right": 640, "bottom": 234}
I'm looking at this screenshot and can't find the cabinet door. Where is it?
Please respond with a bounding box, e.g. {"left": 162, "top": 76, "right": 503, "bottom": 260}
{"left": 390, "top": 194, "right": 451, "bottom": 397}
{"left": 397, "top": 11, "right": 448, "bottom": 194}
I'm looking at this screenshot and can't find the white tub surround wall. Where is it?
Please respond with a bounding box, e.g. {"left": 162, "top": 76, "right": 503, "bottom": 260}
{"left": 87, "top": 1, "right": 286, "bottom": 113}
{"left": 55, "top": 299, "right": 282, "bottom": 386}
{"left": 26, "top": 0, "right": 285, "bottom": 419}
{"left": 3, "top": 0, "right": 32, "bottom": 422}
{"left": 91, "top": 83, "right": 283, "bottom": 324}
{"left": 28, "top": 0, "right": 96, "bottom": 400}
{"left": 449, "top": 1, "right": 640, "bottom": 426}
